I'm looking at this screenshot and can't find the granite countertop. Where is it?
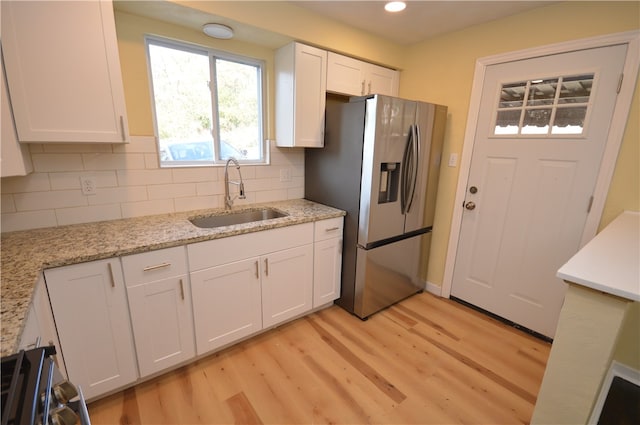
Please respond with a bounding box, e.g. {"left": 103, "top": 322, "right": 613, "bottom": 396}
{"left": 1, "top": 199, "right": 344, "bottom": 356}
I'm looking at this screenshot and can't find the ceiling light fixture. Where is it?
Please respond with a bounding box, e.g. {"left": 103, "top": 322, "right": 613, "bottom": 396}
{"left": 202, "top": 23, "right": 234, "bottom": 39}
{"left": 384, "top": 1, "right": 406, "bottom": 12}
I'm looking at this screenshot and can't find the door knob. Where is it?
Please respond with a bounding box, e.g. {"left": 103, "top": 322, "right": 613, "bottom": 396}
{"left": 465, "top": 201, "right": 476, "bottom": 210}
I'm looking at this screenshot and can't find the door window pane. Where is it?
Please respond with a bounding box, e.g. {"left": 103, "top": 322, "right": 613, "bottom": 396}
{"left": 493, "top": 73, "right": 594, "bottom": 137}
{"left": 552, "top": 106, "right": 588, "bottom": 134}
{"left": 499, "top": 81, "right": 527, "bottom": 108}
{"left": 522, "top": 109, "right": 552, "bottom": 134}
{"left": 527, "top": 79, "right": 558, "bottom": 106}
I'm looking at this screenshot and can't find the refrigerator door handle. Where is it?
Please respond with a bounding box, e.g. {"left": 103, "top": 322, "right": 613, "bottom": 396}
{"left": 401, "top": 124, "right": 419, "bottom": 215}
{"left": 406, "top": 124, "right": 420, "bottom": 213}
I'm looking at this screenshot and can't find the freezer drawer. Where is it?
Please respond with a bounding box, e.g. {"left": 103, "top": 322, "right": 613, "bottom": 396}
{"left": 353, "top": 234, "right": 424, "bottom": 318}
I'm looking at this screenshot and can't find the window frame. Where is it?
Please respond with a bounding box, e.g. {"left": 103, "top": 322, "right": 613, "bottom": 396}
{"left": 145, "top": 35, "right": 268, "bottom": 167}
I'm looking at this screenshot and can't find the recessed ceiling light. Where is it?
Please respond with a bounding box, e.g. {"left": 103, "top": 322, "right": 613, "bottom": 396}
{"left": 384, "top": 1, "right": 406, "bottom": 12}
{"left": 202, "top": 23, "right": 234, "bottom": 39}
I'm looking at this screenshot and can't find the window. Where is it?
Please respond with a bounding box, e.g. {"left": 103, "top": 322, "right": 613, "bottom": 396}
{"left": 493, "top": 74, "right": 594, "bottom": 137}
{"left": 146, "top": 37, "right": 266, "bottom": 166}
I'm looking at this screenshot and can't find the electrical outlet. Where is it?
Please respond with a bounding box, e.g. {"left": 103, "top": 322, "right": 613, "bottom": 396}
{"left": 80, "top": 176, "right": 97, "bottom": 195}
{"left": 280, "top": 168, "right": 292, "bottom": 182}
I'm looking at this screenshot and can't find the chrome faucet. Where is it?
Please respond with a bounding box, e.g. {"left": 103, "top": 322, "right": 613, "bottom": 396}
{"left": 224, "top": 157, "right": 246, "bottom": 210}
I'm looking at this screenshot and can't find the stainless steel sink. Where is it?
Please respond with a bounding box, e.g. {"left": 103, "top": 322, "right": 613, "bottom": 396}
{"left": 189, "top": 208, "right": 287, "bottom": 229}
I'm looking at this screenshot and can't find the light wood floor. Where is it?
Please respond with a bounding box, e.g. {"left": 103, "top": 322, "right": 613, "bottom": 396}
{"left": 88, "top": 292, "right": 551, "bottom": 424}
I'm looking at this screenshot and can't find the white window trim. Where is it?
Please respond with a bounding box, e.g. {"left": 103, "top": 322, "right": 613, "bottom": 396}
{"left": 144, "top": 35, "right": 269, "bottom": 167}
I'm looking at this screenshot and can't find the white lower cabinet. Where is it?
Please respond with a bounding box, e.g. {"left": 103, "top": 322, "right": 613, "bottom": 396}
{"left": 35, "top": 217, "right": 343, "bottom": 400}
{"left": 191, "top": 257, "right": 263, "bottom": 355}
{"left": 44, "top": 259, "right": 137, "bottom": 400}
{"left": 262, "top": 245, "right": 314, "bottom": 328}
{"left": 188, "top": 223, "right": 314, "bottom": 355}
{"left": 313, "top": 218, "right": 344, "bottom": 307}
{"left": 19, "top": 275, "right": 66, "bottom": 377}
{"left": 122, "top": 247, "right": 194, "bottom": 378}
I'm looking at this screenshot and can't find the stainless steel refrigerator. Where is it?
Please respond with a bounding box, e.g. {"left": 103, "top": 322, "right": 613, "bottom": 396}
{"left": 305, "top": 94, "right": 447, "bottom": 319}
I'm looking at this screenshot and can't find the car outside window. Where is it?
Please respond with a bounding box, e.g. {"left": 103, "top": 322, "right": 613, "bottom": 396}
{"left": 146, "top": 37, "right": 266, "bottom": 167}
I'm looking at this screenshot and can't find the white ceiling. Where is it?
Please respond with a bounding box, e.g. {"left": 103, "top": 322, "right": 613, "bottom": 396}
{"left": 290, "top": 1, "right": 554, "bottom": 45}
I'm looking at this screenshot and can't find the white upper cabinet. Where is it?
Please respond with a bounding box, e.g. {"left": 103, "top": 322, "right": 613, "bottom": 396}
{"left": 1, "top": 0, "right": 129, "bottom": 143}
{"left": 275, "top": 42, "right": 327, "bottom": 148}
{"left": 327, "top": 52, "right": 399, "bottom": 97}
{"left": 1, "top": 52, "right": 32, "bottom": 177}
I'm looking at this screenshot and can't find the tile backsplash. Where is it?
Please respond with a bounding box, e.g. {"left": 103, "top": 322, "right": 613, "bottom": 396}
{"left": 1, "top": 137, "right": 304, "bottom": 232}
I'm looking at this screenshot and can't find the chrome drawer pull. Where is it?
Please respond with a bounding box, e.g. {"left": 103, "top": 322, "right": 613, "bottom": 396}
{"left": 107, "top": 262, "right": 115, "bottom": 288}
{"left": 254, "top": 261, "right": 259, "bottom": 279}
{"left": 143, "top": 262, "right": 171, "bottom": 272}
{"left": 325, "top": 227, "right": 340, "bottom": 232}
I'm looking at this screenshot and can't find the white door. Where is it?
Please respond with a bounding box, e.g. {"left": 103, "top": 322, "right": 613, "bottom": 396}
{"left": 451, "top": 44, "right": 627, "bottom": 338}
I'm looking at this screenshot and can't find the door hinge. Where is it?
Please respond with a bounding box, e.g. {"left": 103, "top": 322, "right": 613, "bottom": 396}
{"left": 587, "top": 195, "right": 594, "bottom": 213}
{"left": 617, "top": 73, "right": 624, "bottom": 94}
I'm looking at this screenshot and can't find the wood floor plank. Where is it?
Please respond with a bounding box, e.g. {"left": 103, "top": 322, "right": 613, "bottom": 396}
{"left": 88, "top": 293, "right": 551, "bottom": 424}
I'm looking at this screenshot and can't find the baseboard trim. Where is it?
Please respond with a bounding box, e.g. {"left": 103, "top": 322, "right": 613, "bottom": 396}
{"left": 424, "top": 281, "right": 442, "bottom": 297}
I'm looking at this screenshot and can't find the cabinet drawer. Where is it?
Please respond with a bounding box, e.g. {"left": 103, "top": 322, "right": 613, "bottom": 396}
{"left": 122, "top": 246, "right": 188, "bottom": 286}
{"left": 314, "top": 217, "right": 344, "bottom": 242}
{"left": 188, "top": 223, "right": 313, "bottom": 271}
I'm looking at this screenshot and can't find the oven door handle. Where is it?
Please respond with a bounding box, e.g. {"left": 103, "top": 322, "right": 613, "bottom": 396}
{"left": 75, "top": 386, "right": 92, "bottom": 425}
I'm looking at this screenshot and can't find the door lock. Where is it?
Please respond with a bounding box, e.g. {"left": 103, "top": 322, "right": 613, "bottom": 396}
{"left": 465, "top": 201, "right": 476, "bottom": 210}
{"left": 469, "top": 186, "right": 478, "bottom": 194}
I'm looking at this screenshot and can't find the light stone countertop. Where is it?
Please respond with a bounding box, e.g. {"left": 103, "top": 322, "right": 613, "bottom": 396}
{"left": 557, "top": 210, "right": 640, "bottom": 301}
{"left": 1, "top": 199, "right": 345, "bottom": 357}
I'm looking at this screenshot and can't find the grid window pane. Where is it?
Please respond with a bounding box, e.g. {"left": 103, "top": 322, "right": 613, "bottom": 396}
{"left": 522, "top": 109, "right": 552, "bottom": 134}
{"left": 527, "top": 79, "right": 558, "bottom": 106}
{"left": 494, "top": 110, "right": 521, "bottom": 135}
{"left": 499, "top": 81, "right": 527, "bottom": 108}
{"left": 558, "top": 74, "right": 593, "bottom": 105}
{"left": 552, "top": 106, "right": 588, "bottom": 134}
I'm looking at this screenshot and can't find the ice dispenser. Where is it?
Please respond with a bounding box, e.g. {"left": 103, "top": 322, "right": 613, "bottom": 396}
{"left": 378, "top": 162, "right": 399, "bottom": 203}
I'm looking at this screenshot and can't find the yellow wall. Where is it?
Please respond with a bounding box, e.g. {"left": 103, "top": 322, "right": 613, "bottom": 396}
{"left": 400, "top": 1, "right": 640, "bottom": 286}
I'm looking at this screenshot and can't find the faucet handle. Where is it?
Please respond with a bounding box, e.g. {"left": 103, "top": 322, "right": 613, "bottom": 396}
{"left": 239, "top": 182, "right": 246, "bottom": 199}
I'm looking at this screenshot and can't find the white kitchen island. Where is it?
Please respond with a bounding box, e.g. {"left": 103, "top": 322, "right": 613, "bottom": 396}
{"left": 531, "top": 211, "right": 639, "bottom": 424}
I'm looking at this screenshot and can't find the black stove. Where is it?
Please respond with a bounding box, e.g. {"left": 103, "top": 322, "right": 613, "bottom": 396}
{"left": 1, "top": 346, "right": 89, "bottom": 425}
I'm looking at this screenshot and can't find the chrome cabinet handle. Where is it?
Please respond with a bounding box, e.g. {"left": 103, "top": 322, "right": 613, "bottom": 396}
{"left": 107, "top": 262, "right": 115, "bottom": 288}
{"left": 361, "top": 80, "right": 365, "bottom": 95}
{"left": 120, "top": 116, "right": 126, "bottom": 142}
{"left": 143, "top": 262, "right": 171, "bottom": 272}
{"left": 179, "top": 279, "right": 185, "bottom": 300}
{"left": 254, "top": 261, "right": 259, "bottom": 279}
{"left": 264, "top": 258, "right": 269, "bottom": 276}
{"left": 368, "top": 81, "right": 372, "bottom": 94}
{"left": 325, "top": 227, "right": 340, "bottom": 232}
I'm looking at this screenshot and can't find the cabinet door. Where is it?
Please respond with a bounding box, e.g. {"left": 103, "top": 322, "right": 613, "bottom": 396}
{"left": 313, "top": 237, "right": 343, "bottom": 307}
{"left": 191, "top": 258, "right": 262, "bottom": 355}
{"left": 275, "top": 42, "right": 327, "bottom": 147}
{"left": 127, "top": 276, "right": 194, "bottom": 377}
{"left": 262, "top": 245, "right": 313, "bottom": 328}
{"left": 2, "top": 0, "right": 128, "bottom": 143}
{"left": 327, "top": 52, "right": 365, "bottom": 96}
{"left": 366, "top": 63, "right": 400, "bottom": 97}
{"left": 1, "top": 52, "right": 32, "bottom": 177}
{"left": 44, "top": 259, "right": 137, "bottom": 400}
